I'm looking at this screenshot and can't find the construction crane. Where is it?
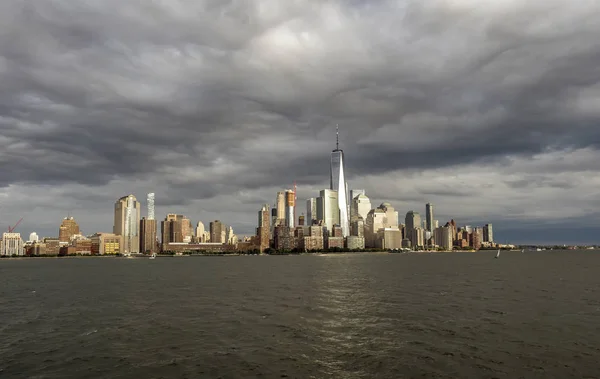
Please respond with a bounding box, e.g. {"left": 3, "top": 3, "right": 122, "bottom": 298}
{"left": 8, "top": 218, "right": 23, "bottom": 233}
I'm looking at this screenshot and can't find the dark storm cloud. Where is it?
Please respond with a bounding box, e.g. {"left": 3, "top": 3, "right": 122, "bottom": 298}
{"left": 2, "top": 0, "right": 600, "bottom": 240}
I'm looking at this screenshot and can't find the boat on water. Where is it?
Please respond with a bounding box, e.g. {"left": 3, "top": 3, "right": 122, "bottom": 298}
{"left": 149, "top": 253, "right": 156, "bottom": 260}
{"left": 494, "top": 249, "right": 501, "bottom": 259}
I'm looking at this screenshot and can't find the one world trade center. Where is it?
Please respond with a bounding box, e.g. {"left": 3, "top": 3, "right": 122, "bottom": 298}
{"left": 330, "top": 126, "right": 350, "bottom": 237}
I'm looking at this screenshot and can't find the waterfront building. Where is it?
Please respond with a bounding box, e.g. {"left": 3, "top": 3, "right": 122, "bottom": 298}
{"left": 426, "top": 203, "right": 434, "bottom": 232}
{"left": 330, "top": 127, "right": 350, "bottom": 237}
{"left": 210, "top": 220, "right": 224, "bottom": 244}
{"left": 1, "top": 233, "right": 24, "bottom": 256}
{"left": 434, "top": 226, "right": 453, "bottom": 250}
{"left": 472, "top": 227, "right": 483, "bottom": 250}
{"left": 161, "top": 214, "right": 184, "bottom": 250}
{"left": 113, "top": 194, "right": 141, "bottom": 253}
{"left": 317, "top": 189, "right": 339, "bottom": 233}
{"left": 483, "top": 224, "right": 494, "bottom": 243}
{"left": 346, "top": 236, "right": 365, "bottom": 250}
{"left": 365, "top": 202, "right": 400, "bottom": 248}
{"left": 140, "top": 218, "right": 157, "bottom": 253}
{"left": 59, "top": 217, "right": 80, "bottom": 243}
{"left": 351, "top": 218, "right": 365, "bottom": 238}
{"left": 376, "top": 228, "right": 402, "bottom": 250}
{"left": 327, "top": 237, "right": 344, "bottom": 249}
{"left": 90, "top": 233, "right": 122, "bottom": 255}
{"left": 410, "top": 227, "right": 425, "bottom": 248}
{"left": 274, "top": 225, "right": 295, "bottom": 251}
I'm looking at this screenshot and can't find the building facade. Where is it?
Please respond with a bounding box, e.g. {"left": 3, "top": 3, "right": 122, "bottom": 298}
{"left": 210, "top": 220, "right": 224, "bottom": 244}
{"left": 330, "top": 144, "right": 349, "bottom": 237}
{"left": 113, "top": 194, "right": 141, "bottom": 253}
{"left": 317, "top": 189, "right": 339, "bottom": 234}
{"left": 140, "top": 218, "right": 157, "bottom": 253}
{"left": 1, "top": 233, "right": 24, "bottom": 256}
{"left": 59, "top": 217, "right": 80, "bottom": 243}
{"left": 257, "top": 204, "right": 271, "bottom": 253}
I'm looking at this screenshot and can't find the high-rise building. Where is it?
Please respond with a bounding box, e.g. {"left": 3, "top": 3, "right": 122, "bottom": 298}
{"left": 257, "top": 204, "right": 270, "bottom": 253}
{"left": 210, "top": 220, "right": 224, "bottom": 244}
{"left": 196, "top": 221, "right": 206, "bottom": 242}
{"left": 140, "top": 218, "right": 157, "bottom": 253}
{"left": 285, "top": 189, "right": 295, "bottom": 228}
{"left": 306, "top": 198, "right": 317, "bottom": 224}
{"left": 113, "top": 195, "right": 141, "bottom": 253}
{"left": 317, "top": 189, "right": 339, "bottom": 233}
{"left": 59, "top": 217, "right": 80, "bottom": 243}
{"left": 276, "top": 192, "right": 286, "bottom": 226}
{"left": 349, "top": 189, "right": 365, "bottom": 221}
{"left": 405, "top": 211, "right": 421, "bottom": 234}
{"left": 161, "top": 214, "right": 184, "bottom": 250}
{"left": 181, "top": 216, "right": 193, "bottom": 243}
{"left": 351, "top": 193, "right": 371, "bottom": 222}
{"left": 147, "top": 193, "right": 155, "bottom": 220}
{"left": 434, "top": 226, "right": 453, "bottom": 250}
{"left": 1, "top": 233, "right": 24, "bottom": 256}
{"left": 330, "top": 126, "right": 349, "bottom": 237}
{"left": 140, "top": 193, "right": 157, "bottom": 253}
{"left": 425, "top": 203, "right": 434, "bottom": 232}
{"left": 483, "top": 224, "right": 494, "bottom": 243}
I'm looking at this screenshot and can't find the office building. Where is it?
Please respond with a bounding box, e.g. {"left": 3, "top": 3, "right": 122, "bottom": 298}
{"left": 306, "top": 198, "right": 317, "bottom": 224}
{"left": 330, "top": 126, "right": 349, "bottom": 237}
{"left": 434, "top": 226, "right": 453, "bottom": 250}
{"left": 405, "top": 211, "right": 421, "bottom": 234}
{"left": 161, "top": 214, "right": 184, "bottom": 250}
{"left": 90, "top": 233, "right": 122, "bottom": 255}
{"left": 317, "top": 189, "right": 339, "bottom": 233}
{"left": 1, "top": 233, "right": 23, "bottom": 256}
{"left": 483, "top": 224, "right": 494, "bottom": 243}
{"left": 113, "top": 194, "right": 141, "bottom": 253}
{"left": 426, "top": 203, "right": 434, "bottom": 232}
{"left": 59, "top": 217, "right": 80, "bottom": 243}
{"left": 257, "top": 204, "right": 270, "bottom": 253}
{"left": 210, "top": 220, "right": 224, "bottom": 244}
{"left": 276, "top": 191, "right": 286, "bottom": 226}
{"left": 285, "top": 189, "right": 295, "bottom": 228}
{"left": 140, "top": 218, "right": 157, "bottom": 253}
{"left": 351, "top": 193, "right": 371, "bottom": 222}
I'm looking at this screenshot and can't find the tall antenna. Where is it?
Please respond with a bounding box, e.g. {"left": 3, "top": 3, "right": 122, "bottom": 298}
{"left": 336, "top": 124, "right": 339, "bottom": 150}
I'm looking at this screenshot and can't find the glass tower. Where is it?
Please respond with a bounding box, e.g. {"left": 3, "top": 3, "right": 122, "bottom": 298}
{"left": 330, "top": 127, "right": 349, "bottom": 237}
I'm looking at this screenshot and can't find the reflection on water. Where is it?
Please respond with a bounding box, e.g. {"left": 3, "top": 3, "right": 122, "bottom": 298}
{"left": 1, "top": 251, "right": 600, "bottom": 378}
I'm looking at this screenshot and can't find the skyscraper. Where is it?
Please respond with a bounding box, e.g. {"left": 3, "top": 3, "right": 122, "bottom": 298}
{"left": 59, "top": 217, "right": 80, "bottom": 243}
{"left": 113, "top": 195, "right": 141, "bottom": 253}
{"left": 483, "top": 224, "right": 494, "bottom": 243}
{"left": 306, "top": 198, "right": 317, "bottom": 225}
{"left": 285, "top": 189, "right": 295, "bottom": 228}
{"left": 140, "top": 193, "right": 157, "bottom": 253}
{"left": 147, "top": 193, "right": 155, "bottom": 220}
{"left": 351, "top": 193, "right": 371, "bottom": 222}
{"left": 276, "top": 191, "right": 286, "bottom": 226}
{"left": 257, "top": 204, "right": 270, "bottom": 253}
{"left": 426, "top": 203, "right": 434, "bottom": 232}
{"left": 330, "top": 126, "right": 349, "bottom": 237}
{"left": 210, "top": 220, "right": 224, "bottom": 243}
{"left": 405, "top": 211, "right": 421, "bottom": 233}
{"left": 317, "top": 189, "right": 339, "bottom": 233}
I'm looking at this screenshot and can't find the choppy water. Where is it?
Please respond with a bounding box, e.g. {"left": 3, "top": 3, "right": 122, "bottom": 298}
{"left": 1, "top": 251, "right": 599, "bottom": 378}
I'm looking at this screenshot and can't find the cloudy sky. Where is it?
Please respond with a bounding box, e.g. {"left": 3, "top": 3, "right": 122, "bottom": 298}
{"left": 1, "top": 0, "right": 600, "bottom": 245}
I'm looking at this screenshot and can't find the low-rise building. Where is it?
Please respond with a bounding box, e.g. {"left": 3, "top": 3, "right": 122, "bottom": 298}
{"left": 90, "top": 233, "right": 122, "bottom": 255}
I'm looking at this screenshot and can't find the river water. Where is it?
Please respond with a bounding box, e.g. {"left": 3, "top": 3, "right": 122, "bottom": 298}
{"left": 1, "top": 251, "right": 599, "bottom": 378}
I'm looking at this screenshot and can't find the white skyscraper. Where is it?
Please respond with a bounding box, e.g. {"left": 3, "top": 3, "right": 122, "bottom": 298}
{"left": 147, "top": 193, "right": 155, "bottom": 220}
{"left": 306, "top": 198, "right": 317, "bottom": 225}
{"left": 330, "top": 126, "right": 349, "bottom": 237}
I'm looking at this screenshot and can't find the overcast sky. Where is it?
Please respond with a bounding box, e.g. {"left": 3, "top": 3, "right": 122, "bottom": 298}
{"left": 1, "top": 0, "right": 600, "bottom": 244}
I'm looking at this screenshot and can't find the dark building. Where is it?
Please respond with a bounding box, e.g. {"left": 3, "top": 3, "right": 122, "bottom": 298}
{"left": 140, "top": 217, "right": 157, "bottom": 253}
{"left": 210, "top": 220, "right": 224, "bottom": 244}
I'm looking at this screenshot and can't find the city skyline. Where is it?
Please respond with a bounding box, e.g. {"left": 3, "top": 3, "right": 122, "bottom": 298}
{"left": 1, "top": 2, "right": 600, "bottom": 245}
